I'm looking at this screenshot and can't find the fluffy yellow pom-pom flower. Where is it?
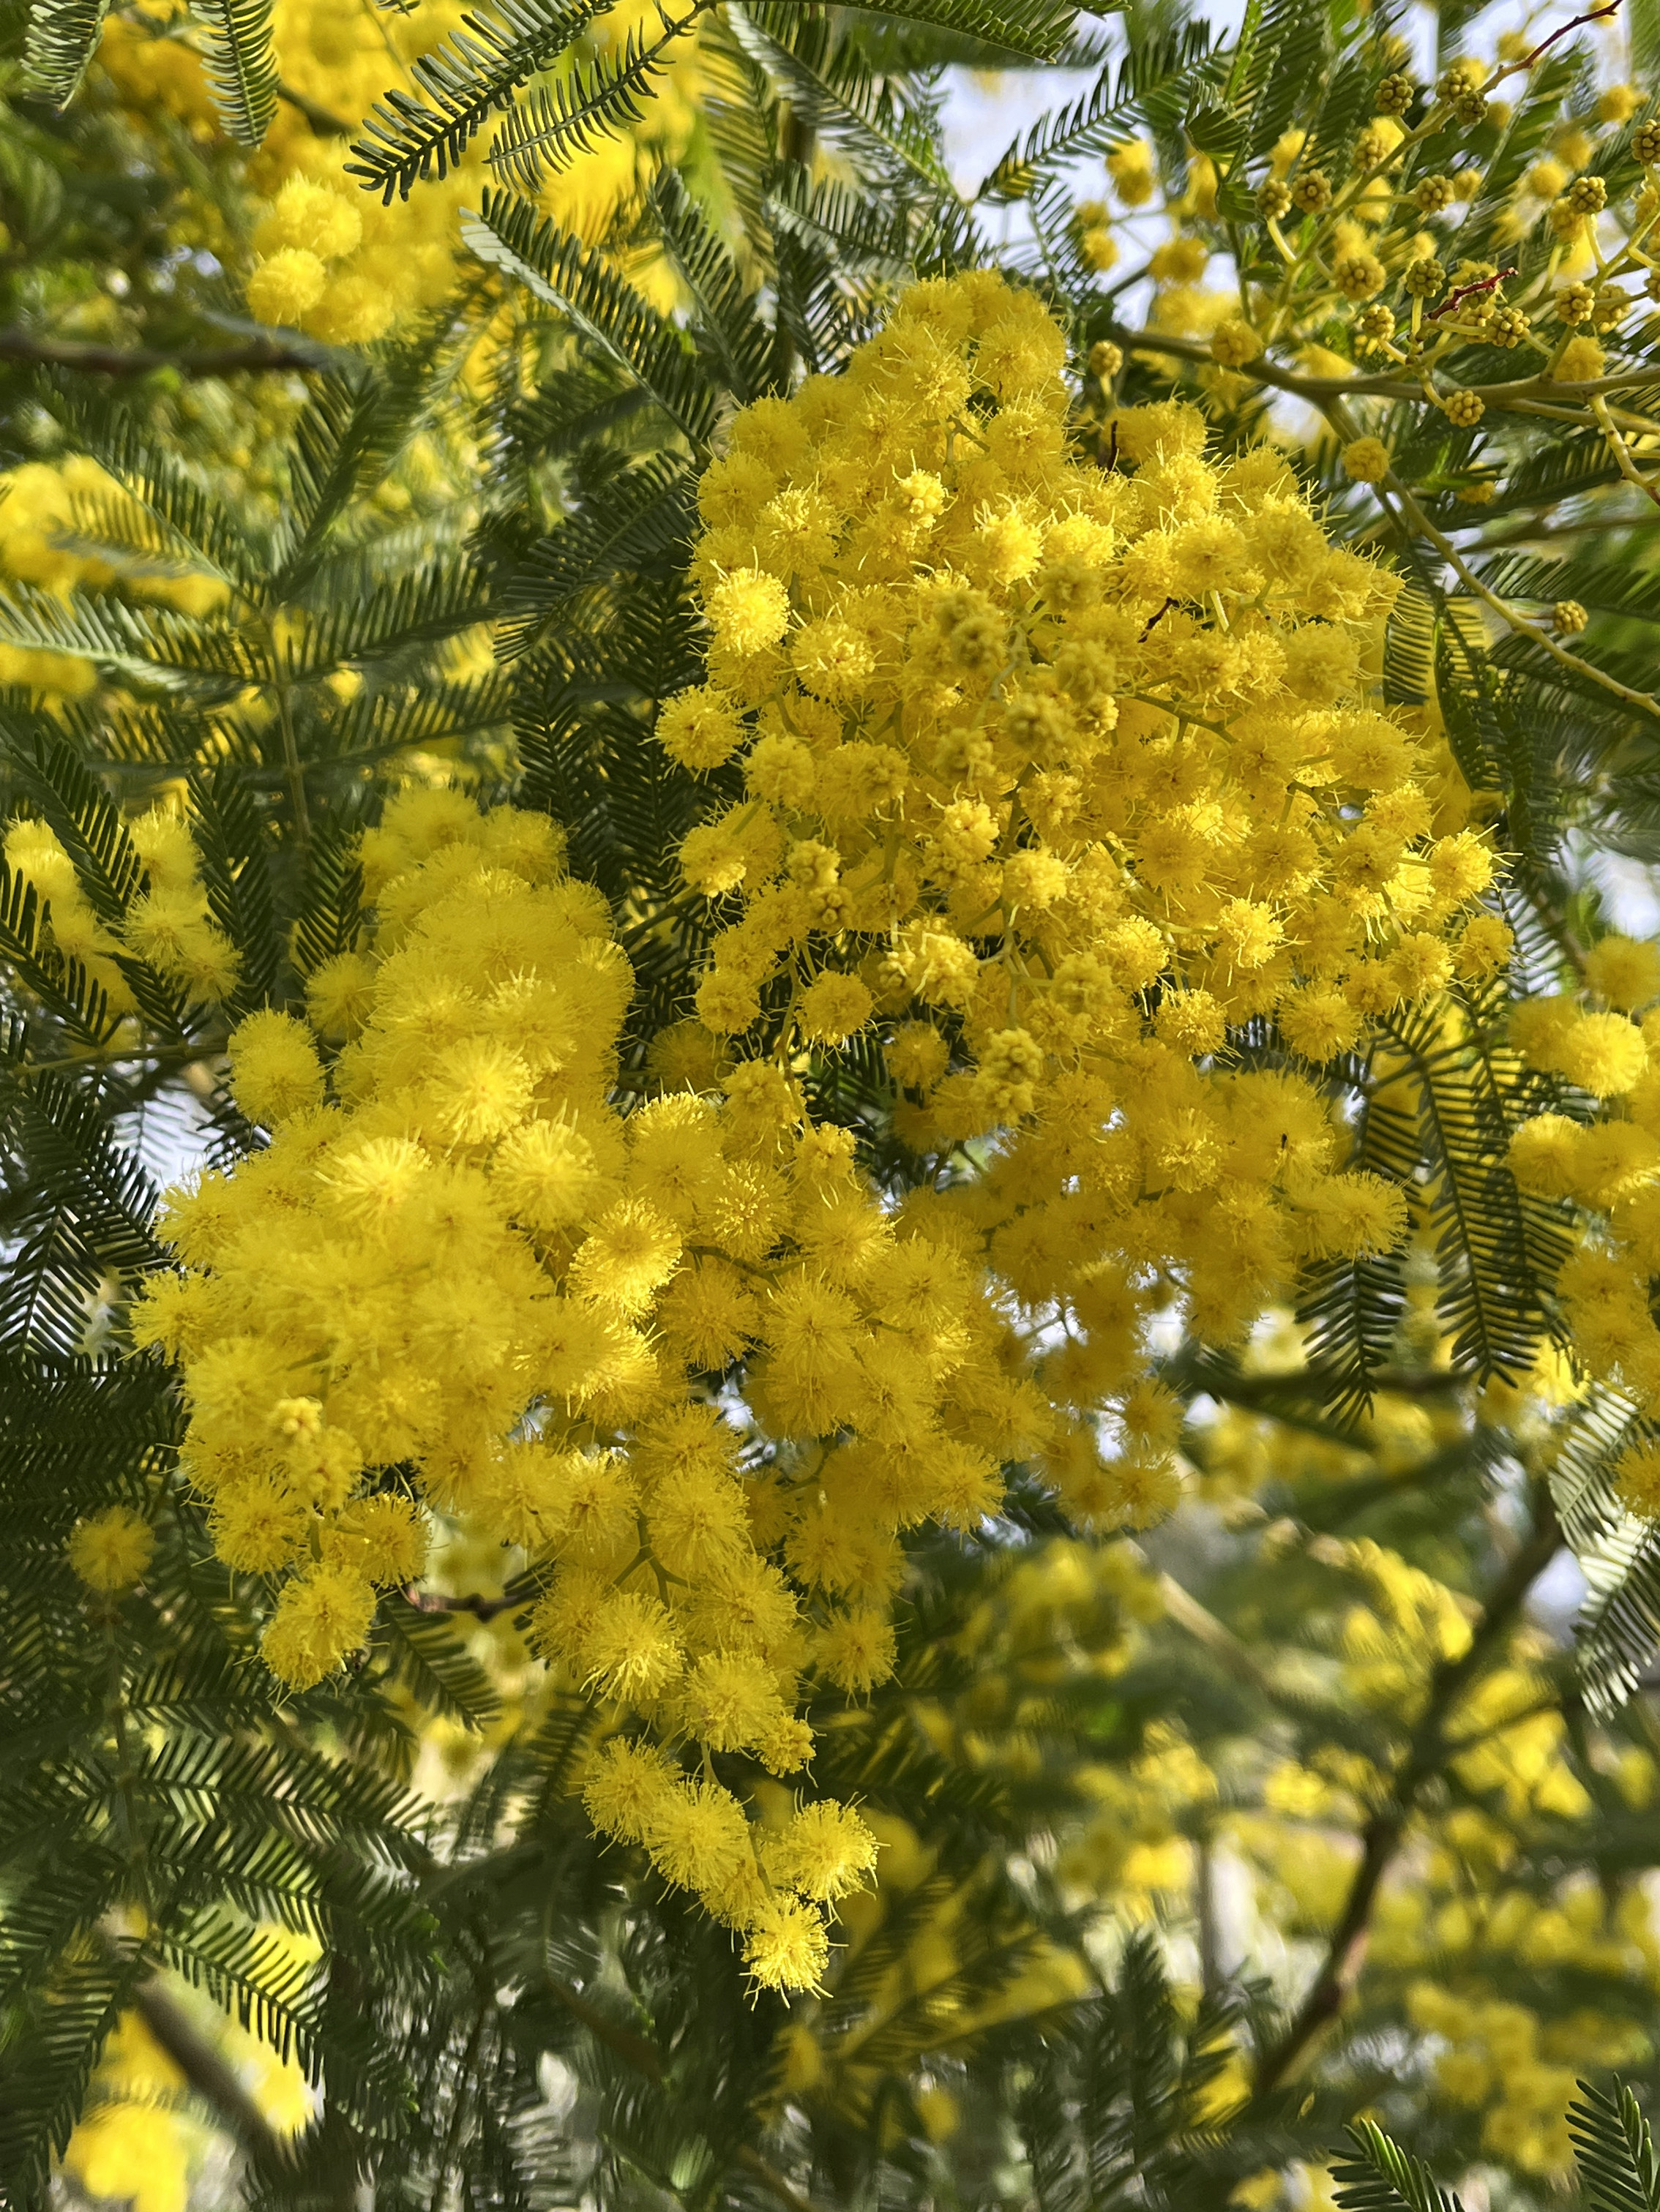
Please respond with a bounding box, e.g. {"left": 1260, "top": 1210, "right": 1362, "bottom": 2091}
{"left": 67, "top": 1505, "right": 154, "bottom": 1592}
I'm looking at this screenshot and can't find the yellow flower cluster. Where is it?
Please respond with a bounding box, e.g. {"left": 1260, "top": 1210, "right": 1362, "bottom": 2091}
{"left": 132, "top": 785, "right": 1095, "bottom": 1987}
{"left": 1500, "top": 937, "right": 1660, "bottom": 1483}
{"left": 4, "top": 805, "right": 240, "bottom": 1017}
{"left": 1394, "top": 1879, "right": 1658, "bottom": 2176}
{"left": 96, "top": 0, "right": 703, "bottom": 344}
{"left": 661, "top": 270, "right": 1504, "bottom": 1491}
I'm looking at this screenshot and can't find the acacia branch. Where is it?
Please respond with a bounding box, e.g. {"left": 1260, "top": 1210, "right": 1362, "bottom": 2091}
{"left": 277, "top": 78, "right": 352, "bottom": 135}
{"left": 401, "top": 1583, "right": 528, "bottom": 1622}
{"left": 1591, "top": 394, "right": 1660, "bottom": 514}
{"left": 130, "top": 1976, "right": 292, "bottom": 2167}
{"left": 1107, "top": 319, "right": 1660, "bottom": 412}
{"left": 1373, "top": 466, "right": 1660, "bottom": 723}
{"left": 1252, "top": 1493, "right": 1562, "bottom": 2097}
{"left": 1519, "top": 1, "right": 1620, "bottom": 67}
{"left": 0, "top": 329, "right": 327, "bottom": 377}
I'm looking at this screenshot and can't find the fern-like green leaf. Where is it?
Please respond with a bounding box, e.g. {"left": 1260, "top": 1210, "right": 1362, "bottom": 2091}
{"left": 1569, "top": 2079, "right": 1660, "bottom": 2212}
{"left": 497, "top": 454, "right": 695, "bottom": 661}
{"left": 976, "top": 22, "right": 1216, "bottom": 199}
{"left": 461, "top": 191, "right": 719, "bottom": 449}
{"left": 651, "top": 167, "right": 775, "bottom": 402}
{"left": 21, "top": 0, "right": 110, "bottom": 108}
{"left": 487, "top": 0, "right": 714, "bottom": 194}
{"left": 1332, "top": 2118, "right": 1467, "bottom": 2212}
{"left": 345, "top": 0, "right": 610, "bottom": 202}
{"left": 193, "top": 0, "right": 280, "bottom": 145}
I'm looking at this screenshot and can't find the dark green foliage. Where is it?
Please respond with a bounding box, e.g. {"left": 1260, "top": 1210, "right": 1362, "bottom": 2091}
{"left": 1335, "top": 2077, "right": 1660, "bottom": 2212}
{"left": 1334, "top": 2119, "right": 1468, "bottom": 2212}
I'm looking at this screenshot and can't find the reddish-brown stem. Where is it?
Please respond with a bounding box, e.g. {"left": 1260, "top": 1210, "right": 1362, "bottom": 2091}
{"left": 1520, "top": 1, "right": 1619, "bottom": 70}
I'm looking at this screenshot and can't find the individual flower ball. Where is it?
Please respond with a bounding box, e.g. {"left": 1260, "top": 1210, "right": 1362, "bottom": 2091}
{"left": 1290, "top": 170, "right": 1331, "bottom": 211}
{"left": 1443, "top": 389, "right": 1485, "bottom": 427}
{"left": 798, "top": 970, "right": 874, "bottom": 1045}
{"left": 1342, "top": 438, "right": 1392, "bottom": 484}
{"left": 246, "top": 247, "right": 328, "bottom": 328}
{"left": 1585, "top": 935, "right": 1660, "bottom": 1013}
{"left": 68, "top": 1505, "right": 154, "bottom": 1592}
{"left": 705, "top": 569, "right": 790, "bottom": 654}
{"left": 261, "top": 1565, "right": 377, "bottom": 1690}
{"left": 1553, "top": 336, "right": 1605, "bottom": 383}
{"left": 253, "top": 177, "right": 362, "bottom": 263}
{"left": 1352, "top": 305, "right": 1396, "bottom": 353}
{"left": 1334, "top": 252, "right": 1386, "bottom": 301}
{"left": 1210, "top": 318, "right": 1261, "bottom": 367}
{"left": 657, "top": 687, "right": 746, "bottom": 771}
{"left": 227, "top": 1009, "right": 325, "bottom": 1126}
{"left": 1403, "top": 256, "right": 1446, "bottom": 299}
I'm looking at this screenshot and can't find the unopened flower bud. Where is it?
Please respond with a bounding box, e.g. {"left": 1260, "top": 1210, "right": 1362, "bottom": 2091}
{"left": 1290, "top": 170, "right": 1333, "bottom": 213}
{"left": 1353, "top": 304, "right": 1396, "bottom": 352}
{"left": 1555, "top": 600, "right": 1588, "bottom": 634}
{"left": 1443, "top": 388, "right": 1486, "bottom": 426}
{"left": 1402, "top": 255, "right": 1447, "bottom": 299}
{"left": 1335, "top": 252, "right": 1386, "bottom": 300}
{"left": 1556, "top": 282, "right": 1595, "bottom": 325}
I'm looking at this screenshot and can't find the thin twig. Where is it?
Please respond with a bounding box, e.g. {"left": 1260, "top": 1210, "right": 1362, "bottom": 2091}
{"left": 400, "top": 1583, "right": 528, "bottom": 1623}
{"left": 277, "top": 79, "right": 353, "bottom": 135}
{"left": 1107, "top": 320, "right": 1660, "bottom": 411}
{"left": 1519, "top": 1, "right": 1620, "bottom": 67}
{"left": 1251, "top": 1493, "right": 1562, "bottom": 2096}
{"left": 1590, "top": 394, "right": 1660, "bottom": 513}
{"left": 1376, "top": 466, "right": 1660, "bottom": 722}
{"left": 130, "top": 1977, "right": 293, "bottom": 2168}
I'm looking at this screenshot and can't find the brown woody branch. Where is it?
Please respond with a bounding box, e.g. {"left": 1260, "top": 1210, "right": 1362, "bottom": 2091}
{"left": 130, "top": 1976, "right": 292, "bottom": 2168}
{"left": 0, "top": 329, "right": 326, "bottom": 377}
{"left": 1252, "top": 1492, "right": 1563, "bottom": 2098}
{"left": 1519, "top": 1, "right": 1620, "bottom": 69}
{"left": 400, "top": 1583, "right": 528, "bottom": 1623}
